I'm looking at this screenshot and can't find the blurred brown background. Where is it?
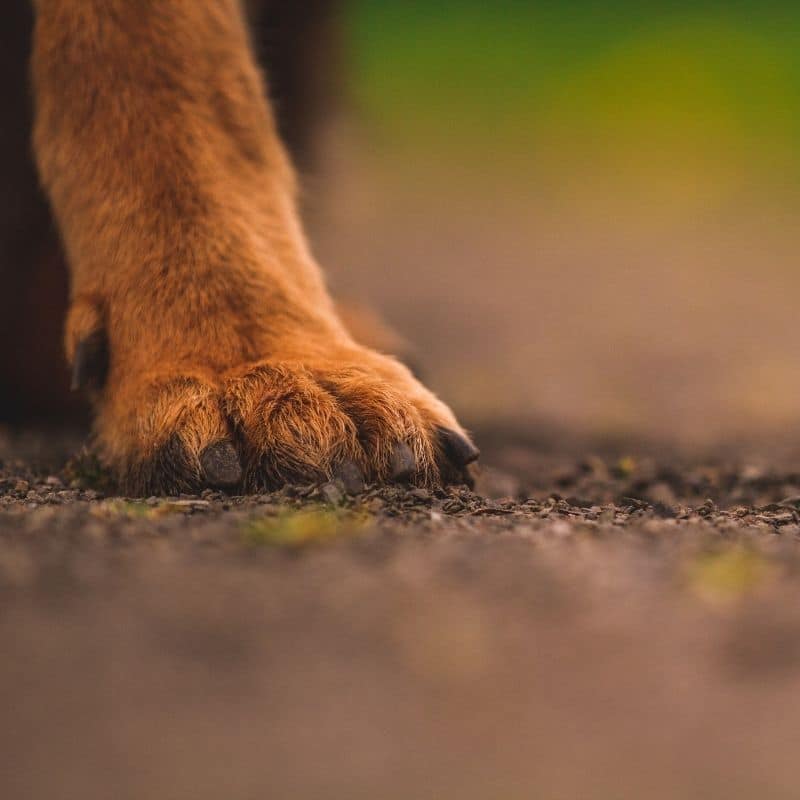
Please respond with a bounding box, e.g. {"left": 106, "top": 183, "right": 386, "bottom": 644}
{"left": 310, "top": 0, "right": 800, "bottom": 446}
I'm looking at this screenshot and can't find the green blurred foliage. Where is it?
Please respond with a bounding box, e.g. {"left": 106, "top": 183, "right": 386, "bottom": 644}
{"left": 243, "top": 509, "right": 369, "bottom": 549}
{"left": 686, "top": 546, "right": 775, "bottom": 604}
{"left": 347, "top": 1, "right": 800, "bottom": 207}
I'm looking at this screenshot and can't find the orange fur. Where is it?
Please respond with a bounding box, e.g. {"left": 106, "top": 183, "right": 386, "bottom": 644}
{"left": 31, "top": 0, "right": 476, "bottom": 494}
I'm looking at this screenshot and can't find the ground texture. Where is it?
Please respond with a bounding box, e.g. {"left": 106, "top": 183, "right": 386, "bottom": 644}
{"left": 4, "top": 428, "right": 800, "bottom": 799}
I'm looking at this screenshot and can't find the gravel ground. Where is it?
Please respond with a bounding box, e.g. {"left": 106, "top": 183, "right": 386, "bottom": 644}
{"left": 4, "top": 427, "right": 800, "bottom": 799}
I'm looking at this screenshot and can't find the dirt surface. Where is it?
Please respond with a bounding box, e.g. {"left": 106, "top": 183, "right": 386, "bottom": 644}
{"left": 4, "top": 428, "right": 800, "bottom": 799}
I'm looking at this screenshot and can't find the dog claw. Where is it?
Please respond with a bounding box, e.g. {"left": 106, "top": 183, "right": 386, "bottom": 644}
{"left": 200, "top": 440, "right": 242, "bottom": 490}
{"left": 390, "top": 443, "right": 416, "bottom": 482}
{"left": 437, "top": 427, "right": 479, "bottom": 466}
{"left": 334, "top": 459, "right": 365, "bottom": 494}
{"left": 71, "top": 331, "right": 109, "bottom": 392}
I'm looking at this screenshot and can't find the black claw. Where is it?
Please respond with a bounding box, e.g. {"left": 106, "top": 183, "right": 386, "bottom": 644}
{"left": 71, "top": 330, "right": 109, "bottom": 392}
{"left": 461, "top": 463, "right": 477, "bottom": 490}
{"left": 390, "top": 443, "right": 416, "bottom": 482}
{"left": 334, "top": 459, "right": 365, "bottom": 495}
{"left": 437, "top": 427, "right": 480, "bottom": 466}
{"left": 200, "top": 440, "right": 242, "bottom": 490}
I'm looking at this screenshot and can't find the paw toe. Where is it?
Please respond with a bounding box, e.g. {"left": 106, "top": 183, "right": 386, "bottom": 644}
{"left": 225, "top": 364, "right": 360, "bottom": 491}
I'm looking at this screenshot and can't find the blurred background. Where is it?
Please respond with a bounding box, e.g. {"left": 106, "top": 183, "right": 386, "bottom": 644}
{"left": 308, "top": 0, "right": 800, "bottom": 447}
